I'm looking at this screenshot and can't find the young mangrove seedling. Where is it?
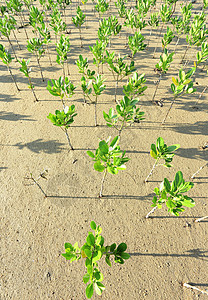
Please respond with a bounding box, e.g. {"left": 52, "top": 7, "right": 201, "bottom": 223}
{"left": 128, "top": 31, "right": 147, "bottom": 59}
{"left": 153, "top": 3, "right": 173, "bottom": 58}
{"left": 162, "top": 66, "right": 197, "bottom": 124}
{"left": 27, "top": 38, "right": 45, "bottom": 81}
{"left": 56, "top": 34, "right": 71, "bottom": 77}
{"left": 62, "top": 221, "right": 130, "bottom": 299}
{"left": 29, "top": 5, "right": 45, "bottom": 35}
{"left": 105, "top": 51, "right": 136, "bottom": 102}
{"left": 87, "top": 136, "right": 129, "bottom": 197}
{"left": 47, "top": 105, "right": 77, "bottom": 150}
{"left": 0, "top": 13, "right": 18, "bottom": 61}
{"left": 103, "top": 96, "right": 145, "bottom": 137}
{"left": 89, "top": 40, "right": 107, "bottom": 73}
{"left": 182, "top": 12, "right": 207, "bottom": 64}
{"left": 72, "top": 6, "right": 86, "bottom": 47}
{"left": 91, "top": 74, "right": 106, "bottom": 126}
{"left": 146, "top": 171, "right": 195, "bottom": 218}
{"left": 145, "top": 137, "right": 180, "bottom": 183}
{"left": 18, "top": 59, "right": 38, "bottom": 102}
{"left": 147, "top": 12, "right": 159, "bottom": 46}
{"left": 95, "top": 0, "right": 109, "bottom": 18}
{"left": 152, "top": 48, "right": 174, "bottom": 103}
{"left": 0, "top": 44, "right": 19, "bottom": 91}
{"left": 47, "top": 76, "right": 76, "bottom": 108}
{"left": 123, "top": 72, "right": 147, "bottom": 99}
{"left": 98, "top": 16, "right": 122, "bottom": 48}
{"left": 49, "top": 5, "right": 66, "bottom": 41}
{"left": 171, "top": 3, "right": 192, "bottom": 53}
{"left": 75, "top": 54, "right": 89, "bottom": 75}
{"left": 37, "top": 23, "right": 52, "bottom": 65}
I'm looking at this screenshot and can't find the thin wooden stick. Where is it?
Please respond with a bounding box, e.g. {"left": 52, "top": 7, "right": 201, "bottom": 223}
{"left": 146, "top": 206, "right": 157, "bottom": 219}
{"left": 191, "top": 162, "right": 208, "bottom": 179}
{"left": 183, "top": 283, "right": 208, "bottom": 295}
{"left": 194, "top": 216, "right": 208, "bottom": 223}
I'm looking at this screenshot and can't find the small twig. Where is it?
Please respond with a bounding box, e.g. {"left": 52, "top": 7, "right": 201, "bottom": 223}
{"left": 191, "top": 162, "right": 208, "bottom": 179}
{"left": 26, "top": 173, "right": 47, "bottom": 198}
{"left": 182, "top": 283, "right": 208, "bottom": 295}
{"left": 194, "top": 216, "right": 208, "bottom": 223}
{"left": 99, "top": 168, "right": 107, "bottom": 198}
{"left": 146, "top": 206, "right": 157, "bottom": 219}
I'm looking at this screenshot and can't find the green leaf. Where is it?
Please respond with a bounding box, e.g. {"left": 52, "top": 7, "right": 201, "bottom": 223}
{"left": 90, "top": 221, "right": 96, "bottom": 230}
{"left": 83, "top": 273, "right": 90, "bottom": 284}
{"left": 119, "top": 252, "right": 130, "bottom": 259}
{"left": 110, "top": 136, "right": 119, "bottom": 149}
{"left": 164, "top": 178, "right": 171, "bottom": 192}
{"left": 157, "top": 137, "right": 164, "bottom": 151}
{"left": 105, "top": 256, "right": 111, "bottom": 267}
{"left": 87, "top": 151, "right": 95, "bottom": 158}
{"left": 94, "top": 282, "right": 105, "bottom": 296}
{"left": 99, "top": 140, "right": 109, "bottom": 154}
{"left": 150, "top": 150, "right": 157, "bottom": 159}
{"left": 86, "top": 283, "right": 94, "bottom": 299}
{"left": 117, "top": 243, "right": 127, "bottom": 253}
{"left": 182, "top": 197, "right": 195, "bottom": 207}
{"left": 174, "top": 171, "right": 183, "bottom": 189}
{"left": 167, "top": 144, "right": 180, "bottom": 152}
{"left": 110, "top": 243, "right": 116, "bottom": 252}
{"left": 92, "top": 250, "right": 102, "bottom": 263}
{"left": 94, "top": 162, "right": 105, "bottom": 172}
{"left": 178, "top": 182, "right": 194, "bottom": 193}
{"left": 84, "top": 249, "right": 92, "bottom": 258}
{"left": 86, "top": 233, "right": 95, "bottom": 246}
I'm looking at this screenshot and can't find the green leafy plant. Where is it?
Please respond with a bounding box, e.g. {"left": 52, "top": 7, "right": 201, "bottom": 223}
{"left": 152, "top": 48, "right": 174, "bottom": 103}
{"left": 56, "top": 34, "right": 71, "bottom": 77}
{"left": 146, "top": 171, "right": 195, "bottom": 218}
{"left": 128, "top": 31, "right": 146, "bottom": 59}
{"left": 162, "top": 66, "right": 197, "bottom": 124}
{"left": 145, "top": 137, "right": 180, "bottom": 183}
{"left": 0, "top": 44, "right": 19, "bottom": 91}
{"left": 123, "top": 72, "right": 147, "bottom": 99}
{"left": 37, "top": 23, "right": 52, "bottom": 65}
{"left": 196, "top": 41, "right": 208, "bottom": 65}
{"left": 47, "top": 76, "right": 76, "bottom": 108}
{"left": 124, "top": 8, "right": 147, "bottom": 33}
{"left": 92, "top": 74, "right": 106, "bottom": 126}
{"left": 0, "top": 13, "right": 18, "bottom": 60}
{"left": 95, "top": 0, "right": 109, "bottom": 18}
{"left": 75, "top": 54, "right": 89, "bottom": 75}
{"left": 115, "top": 0, "right": 127, "bottom": 18}
{"left": 98, "top": 16, "right": 121, "bottom": 48}
{"left": 62, "top": 221, "right": 130, "bottom": 298}
{"left": 103, "top": 96, "right": 145, "bottom": 137}
{"left": 171, "top": 3, "right": 192, "bottom": 52}
{"left": 27, "top": 38, "right": 45, "bottom": 81}
{"left": 29, "top": 5, "right": 45, "bottom": 35}
{"left": 72, "top": 6, "right": 86, "bottom": 47}
{"left": 7, "top": 0, "right": 28, "bottom": 39}
{"left": 49, "top": 5, "right": 66, "bottom": 41}
{"left": 153, "top": 3, "right": 173, "bottom": 58}
{"left": 182, "top": 12, "right": 208, "bottom": 64}
{"left": 18, "top": 59, "right": 38, "bottom": 102}
{"left": 105, "top": 51, "right": 136, "bottom": 102}
{"left": 87, "top": 136, "right": 129, "bottom": 197}
{"left": 47, "top": 105, "right": 77, "bottom": 150}
{"left": 89, "top": 40, "right": 107, "bottom": 73}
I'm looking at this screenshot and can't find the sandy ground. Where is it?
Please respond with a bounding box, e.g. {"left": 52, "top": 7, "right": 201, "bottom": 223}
{"left": 0, "top": 1, "right": 208, "bottom": 299}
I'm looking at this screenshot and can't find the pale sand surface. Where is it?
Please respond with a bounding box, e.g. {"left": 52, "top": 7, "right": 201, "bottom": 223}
{"left": 0, "top": 1, "right": 208, "bottom": 299}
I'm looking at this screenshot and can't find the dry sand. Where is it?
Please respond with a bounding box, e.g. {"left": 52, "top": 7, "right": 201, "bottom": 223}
{"left": 0, "top": 1, "right": 208, "bottom": 299}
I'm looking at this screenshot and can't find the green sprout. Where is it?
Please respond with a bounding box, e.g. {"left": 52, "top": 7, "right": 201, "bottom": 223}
{"left": 146, "top": 171, "right": 195, "bottom": 218}
{"left": 47, "top": 105, "right": 77, "bottom": 150}
{"left": 87, "top": 136, "right": 129, "bottom": 197}
{"left": 145, "top": 137, "right": 180, "bottom": 183}
{"left": 62, "top": 221, "right": 130, "bottom": 299}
